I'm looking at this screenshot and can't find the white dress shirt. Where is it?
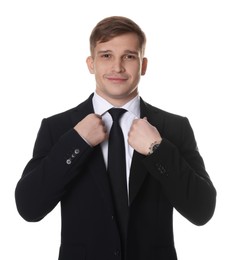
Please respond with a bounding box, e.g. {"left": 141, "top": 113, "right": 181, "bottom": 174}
{"left": 92, "top": 92, "right": 141, "bottom": 194}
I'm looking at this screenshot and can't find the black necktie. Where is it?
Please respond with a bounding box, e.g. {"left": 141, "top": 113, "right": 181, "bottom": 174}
{"left": 108, "top": 108, "right": 128, "bottom": 254}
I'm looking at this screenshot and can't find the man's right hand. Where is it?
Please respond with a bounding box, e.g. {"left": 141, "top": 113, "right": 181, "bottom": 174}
{"left": 74, "top": 114, "right": 108, "bottom": 147}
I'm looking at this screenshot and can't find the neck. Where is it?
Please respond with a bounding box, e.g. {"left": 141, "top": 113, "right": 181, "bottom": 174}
{"left": 95, "top": 90, "right": 138, "bottom": 107}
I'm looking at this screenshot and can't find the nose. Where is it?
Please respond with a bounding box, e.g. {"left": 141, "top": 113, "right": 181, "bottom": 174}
{"left": 112, "top": 58, "right": 125, "bottom": 73}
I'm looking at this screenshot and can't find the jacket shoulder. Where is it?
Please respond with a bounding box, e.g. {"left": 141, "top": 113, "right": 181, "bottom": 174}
{"left": 37, "top": 94, "right": 93, "bottom": 141}
{"left": 143, "top": 100, "right": 187, "bottom": 122}
{"left": 44, "top": 94, "right": 93, "bottom": 125}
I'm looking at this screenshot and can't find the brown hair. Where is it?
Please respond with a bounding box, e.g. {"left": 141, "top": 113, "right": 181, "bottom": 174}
{"left": 89, "top": 16, "right": 146, "bottom": 56}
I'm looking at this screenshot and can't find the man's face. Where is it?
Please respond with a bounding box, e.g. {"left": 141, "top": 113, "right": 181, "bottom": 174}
{"left": 86, "top": 33, "right": 147, "bottom": 106}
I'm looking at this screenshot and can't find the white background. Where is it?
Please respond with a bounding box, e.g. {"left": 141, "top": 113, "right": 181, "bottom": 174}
{"left": 1, "top": 0, "right": 233, "bottom": 259}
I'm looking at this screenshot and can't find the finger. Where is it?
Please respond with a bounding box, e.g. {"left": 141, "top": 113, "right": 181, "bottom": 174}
{"left": 103, "top": 125, "right": 108, "bottom": 133}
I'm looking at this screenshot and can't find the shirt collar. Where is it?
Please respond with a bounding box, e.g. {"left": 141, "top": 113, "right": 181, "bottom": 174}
{"left": 92, "top": 92, "right": 140, "bottom": 118}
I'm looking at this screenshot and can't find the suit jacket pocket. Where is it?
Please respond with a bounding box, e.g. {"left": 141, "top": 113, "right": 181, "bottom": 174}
{"left": 58, "top": 243, "right": 86, "bottom": 260}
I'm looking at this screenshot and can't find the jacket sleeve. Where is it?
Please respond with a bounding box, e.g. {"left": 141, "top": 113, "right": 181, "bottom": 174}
{"left": 143, "top": 117, "right": 216, "bottom": 226}
{"left": 15, "top": 118, "right": 93, "bottom": 222}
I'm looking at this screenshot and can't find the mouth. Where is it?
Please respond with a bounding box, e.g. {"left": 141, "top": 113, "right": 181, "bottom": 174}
{"left": 105, "top": 75, "right": 128, "bottom": 83}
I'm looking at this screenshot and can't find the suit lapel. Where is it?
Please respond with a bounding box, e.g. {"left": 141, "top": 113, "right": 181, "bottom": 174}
{"left": 129, "top": 98, "right": 164, "bottom": 205}
{"left": 129, "top": 151, "right": 147, "bottom": 205}
{"left": 87, "top": 145, "right": 115, "bottom": 214}
{"left": 70, "top": 93, "right": 115, "bottom": 214}
{"left": 70, "top": 93, "right": 95, "bottom": 125}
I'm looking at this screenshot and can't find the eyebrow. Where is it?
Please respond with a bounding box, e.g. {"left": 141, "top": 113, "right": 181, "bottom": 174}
{"left": 124, "top": 50, "right": 139, "bottom": 55}
{"left": 97, "top": 50, "right": 112, "bottom": 55}
{"left": 97, "top": 50, "right": 139, "bottom": 55}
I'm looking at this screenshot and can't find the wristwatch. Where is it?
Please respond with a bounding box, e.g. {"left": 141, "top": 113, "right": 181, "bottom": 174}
{"left": 148, "top": 141, "right": 160, "bottom": 155}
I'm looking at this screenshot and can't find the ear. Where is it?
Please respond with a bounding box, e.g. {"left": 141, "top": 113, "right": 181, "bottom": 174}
{"left": 86, "top": 56, "right": 94, "bottom": 74}
{"left": 141, "top": 57, "right": 148, "bottom": 75}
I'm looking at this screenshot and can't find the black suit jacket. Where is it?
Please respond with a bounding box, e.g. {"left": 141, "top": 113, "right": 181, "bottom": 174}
{"left": 15, "top": 94, "right": 216, "bottom": 260}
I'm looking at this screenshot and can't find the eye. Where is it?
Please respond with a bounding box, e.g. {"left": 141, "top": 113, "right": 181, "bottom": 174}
{"left": 101, "top": 53, "right": 111, "bottom": 59}
{"left": 124, "top": 54, "right": 136, "bottom": 60}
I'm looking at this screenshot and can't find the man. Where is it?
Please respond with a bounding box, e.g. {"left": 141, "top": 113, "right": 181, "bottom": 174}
{"left": 15, "top": 16, "right": 216, "bottom": 260}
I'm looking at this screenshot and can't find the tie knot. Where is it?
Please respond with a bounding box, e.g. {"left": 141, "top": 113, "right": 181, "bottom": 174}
{"left": 108, "top": 108, "right": 127, "bottom": 122}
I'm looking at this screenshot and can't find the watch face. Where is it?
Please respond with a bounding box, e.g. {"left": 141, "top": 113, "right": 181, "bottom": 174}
{"left": 148, "top": 142, "right": 160, "bottom": 155}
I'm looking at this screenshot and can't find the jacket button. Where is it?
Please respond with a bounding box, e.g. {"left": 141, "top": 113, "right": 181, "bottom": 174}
{"left": 66, "top": 159, "right": 72, "bottom": 165}
{"left": 74, "top": 149, "right": 80, "bottom": 154}
{"left": 114, "top": 249, "right": 120, "bottom": 257}
{"left": 156, "top": 163, "right": 168, "bottom": 176}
